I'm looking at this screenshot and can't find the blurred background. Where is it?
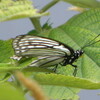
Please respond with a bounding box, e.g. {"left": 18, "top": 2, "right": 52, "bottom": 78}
{"left": 0, "top": 0, "right": 99, "bottom": 100}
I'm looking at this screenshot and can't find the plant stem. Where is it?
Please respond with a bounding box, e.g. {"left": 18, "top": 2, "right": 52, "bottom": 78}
{"left": 30, "top": 0, "right": 59, "bottom": 33}
{"left": 40, "top": 0, "right": 59, "bottom": 13}
{"left": 30, "top": 18, "right": 42, "bottom": 33}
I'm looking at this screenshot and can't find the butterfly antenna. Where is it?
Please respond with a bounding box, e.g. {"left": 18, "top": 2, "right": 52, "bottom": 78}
{"left": 82, "top": 34, "right": 100, "bottom": 49}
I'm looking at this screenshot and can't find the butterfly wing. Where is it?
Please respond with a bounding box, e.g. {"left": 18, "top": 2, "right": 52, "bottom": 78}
{"left": 13, "top": 35, "right": 72, "bottom": 67}
{"left": 13, "top": 35, "right": 71, "bottom": 57}
{"left": 29, "top": 56, "right": 65, "bottom": 67}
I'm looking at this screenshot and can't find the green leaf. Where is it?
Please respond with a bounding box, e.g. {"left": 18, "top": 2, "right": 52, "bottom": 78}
{"left": 0, "top": 39, "right": 13, "bottom": 82}
{"left": 0, "top": 83, "right": 25, "bottom": 100}
{"left": 32, "top": 9, "right": 100, "bottom": 99}
{"left": 0, "top": 0, "right": 49, "bottom": 22}
{"left": 34, "top": 73, "right": 100, "bottom": 99}
{"left": 66, "top": 9, "right": 100, "bottom": 34}
{"left": 0, "top": 39, "right": 13, "bottom": 63}
{"left": 34, "top": 73, "right": 100, "bottom": 89}
{"left": 63, "top": 0, "right": 100, "bottom": 8}
{"left": 48, "top": 9, "right": 100, "bottom": 80}
{"left": 42, "top": 85, "right": 80, "bottom": 100}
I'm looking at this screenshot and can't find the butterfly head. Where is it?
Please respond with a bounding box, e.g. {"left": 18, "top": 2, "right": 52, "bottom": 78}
{"left": 68, "top": 50, "right": 84, "bottom": 64}
{"left": 74, "top": 50, "right": 84, "bottom": 58}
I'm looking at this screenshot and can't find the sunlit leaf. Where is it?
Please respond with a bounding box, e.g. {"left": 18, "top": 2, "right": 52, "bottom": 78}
{"left": 0, "top": 83, "right": 25, "bottom": 100}
{"left": 0, "top": 0, "right": 49, "bottom": 22}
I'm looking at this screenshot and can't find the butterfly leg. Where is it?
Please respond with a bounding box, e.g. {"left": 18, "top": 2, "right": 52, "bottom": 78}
{"left": 10, "top": 55, "right": 22, "bottom": 61}
{"left": 52, "top": 64, "right": 58, "bottom": 72}
{"left": 71, "top": 64, "right": 77, "bottom": 77}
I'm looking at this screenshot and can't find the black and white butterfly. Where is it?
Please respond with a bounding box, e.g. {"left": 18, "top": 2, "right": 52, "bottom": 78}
{"left": 12, "top": 34, "right": 100, "bottom": 76}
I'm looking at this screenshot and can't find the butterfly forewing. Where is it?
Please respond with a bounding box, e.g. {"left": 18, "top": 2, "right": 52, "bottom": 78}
{"left": 13, "top": 35, "right": 71, "bottom": 57}
{"left": 21, "top": 48, "right": 66, "bottom": 57}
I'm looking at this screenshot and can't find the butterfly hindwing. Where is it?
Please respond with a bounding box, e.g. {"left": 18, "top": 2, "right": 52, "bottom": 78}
{"left": 29, "top": 56, "right": 65, "bottom": 67}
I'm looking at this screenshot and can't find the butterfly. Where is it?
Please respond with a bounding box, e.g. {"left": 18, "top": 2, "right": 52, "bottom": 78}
{"left": 11, "top": 34, "right": 100, "bottom": 76}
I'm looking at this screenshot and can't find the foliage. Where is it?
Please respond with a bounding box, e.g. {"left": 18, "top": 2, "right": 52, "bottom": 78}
{"left": 0, "top": 0, "right": 48, "bottom": 22}
{"left": 0, "top": 0, "right": 100, "bottom": 100}
{"left": 63, "top": 0, "right": 100, "bottom": 8}
{"left": 0, "top": 83, "right": 25, "bottom": 100}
